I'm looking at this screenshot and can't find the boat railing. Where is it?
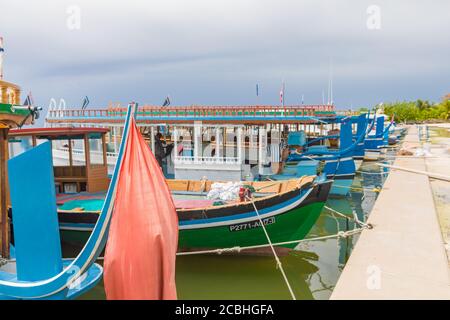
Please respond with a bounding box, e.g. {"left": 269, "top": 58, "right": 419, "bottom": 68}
{"left": 174, "top": 155, "right": 241, "bottom": 165}
{"left": 335, "top": 110, "right": 361, "bottom": 116}
{"left": 55, "top": 147, "right": 118, "bottom": 164}
{"left": 47, "top": 105, "right": 336, "bottom": 120}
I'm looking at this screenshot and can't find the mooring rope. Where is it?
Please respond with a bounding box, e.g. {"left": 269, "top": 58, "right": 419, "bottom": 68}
{"left": 324, "top": 205, "right": 372, "bottom": 229}
{"left": 245, "top": 195, "right": 297, "bottom": 300}
{"left": 331, "top": 184, "right": 382, "bottom": 193}
{"left": 83, "top": 228, "right": 366, "bottom": 264}
{"left": 377, "top": 163, "right": 450, "bottom": 182}
{"left": 356, "top": 170, "right": 389, "bottom": 175}
{"left": 176, "top": 229, "right": 365, "bottom": 256}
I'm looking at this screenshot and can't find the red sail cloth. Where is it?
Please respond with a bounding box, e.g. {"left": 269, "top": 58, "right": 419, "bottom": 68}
{"left": 103, "top": 118, "right": 178, "bottom": 300}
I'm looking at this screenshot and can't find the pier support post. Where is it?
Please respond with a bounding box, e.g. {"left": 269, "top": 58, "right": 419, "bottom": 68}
{"left": 0, "top": 125, "right": 9, "bottom": 258}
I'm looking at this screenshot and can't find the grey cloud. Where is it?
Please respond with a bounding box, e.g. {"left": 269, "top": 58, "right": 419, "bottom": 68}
{"left": 0, "top": 0, "right": 448, "bottom": 120}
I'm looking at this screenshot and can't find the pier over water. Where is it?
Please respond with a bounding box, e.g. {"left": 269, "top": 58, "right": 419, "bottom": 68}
{"left": 331, "top": 125, "right": 450, "bottom": 299}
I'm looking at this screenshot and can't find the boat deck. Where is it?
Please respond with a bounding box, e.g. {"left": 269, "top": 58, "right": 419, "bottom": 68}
{"left": 56, "top": 191, "right": 219, "bottom": 211}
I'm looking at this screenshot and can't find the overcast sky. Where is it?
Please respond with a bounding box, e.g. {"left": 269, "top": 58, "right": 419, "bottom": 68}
{"left": 1, "top": 0, "right": 449, "bottom": 116}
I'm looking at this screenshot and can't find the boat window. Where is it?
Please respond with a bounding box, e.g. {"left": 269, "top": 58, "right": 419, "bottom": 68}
{"left": 71, "top": 139, "right": 86, "bottom": 166}
{"left": 52, "top": 139, "right": 70, "bottom": 166}
{"left": 89, "top": 137, "right": 105, "bottom": 165}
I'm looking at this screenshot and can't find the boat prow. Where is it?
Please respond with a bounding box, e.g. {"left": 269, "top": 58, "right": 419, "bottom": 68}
{"left": 0, "top": 260, "right": 103, "bottom": 300}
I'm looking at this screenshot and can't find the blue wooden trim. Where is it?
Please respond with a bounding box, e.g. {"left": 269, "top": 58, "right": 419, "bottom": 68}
{"left": 8, "top": 142, "right": 63, "bottom": 283}
{"left": 0, "top": 105, "right": 133, "bottom": 299}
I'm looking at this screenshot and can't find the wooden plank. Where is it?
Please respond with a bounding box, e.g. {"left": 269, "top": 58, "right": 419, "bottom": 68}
{"left": 86, "top": 165, "right": 109, "bottom": 192}
{"left": 251, "top": 181, "right": 282, "bottom": 193}
{"left": 101, "top": 134, "right": 107, "bottom": 166}
{"left": 167, "top": 180, "right": 189, "bottom": 191}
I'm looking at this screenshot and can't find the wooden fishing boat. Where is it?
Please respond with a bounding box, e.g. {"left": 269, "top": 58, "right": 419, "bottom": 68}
{"left": 8, "top": 125, "right": 332, "bottom": 251}
{"left": 364, "top": 115, "right": 394, "bottom": 161}
{"left": 57, "top": 177, "right": 332, "bottom": 250}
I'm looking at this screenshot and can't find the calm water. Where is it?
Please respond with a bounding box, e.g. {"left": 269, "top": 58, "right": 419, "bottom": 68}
{"left": 68, "top": 154, "right": 395, "bottom": 300}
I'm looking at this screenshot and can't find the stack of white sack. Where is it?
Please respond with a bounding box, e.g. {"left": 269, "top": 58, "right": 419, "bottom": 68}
{"left": 206, "top": 182, "right": 243, "bottom": 201}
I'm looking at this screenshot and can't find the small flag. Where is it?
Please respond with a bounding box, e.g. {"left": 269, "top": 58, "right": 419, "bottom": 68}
{"left": 301, "top": 94, "right": 304, "bottom": 105}
{"left": 81, "top": 96, "right": 90, "bottom": 110}
{"left": 256, "top": 84, "right": 259, "bottom": 97}
{"left": 279, "top": 83, "right": 285, "bottom": 106}
{"left": 23, "top": 92, "right": 34, "bottom": 106}
{"left": 162, "top": 96, "right": 171, "bottom": 107}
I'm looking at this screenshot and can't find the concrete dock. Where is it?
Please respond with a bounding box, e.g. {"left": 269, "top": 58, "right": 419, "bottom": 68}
{"left": 331, "top": 125, "right": 450, "bottom": 299}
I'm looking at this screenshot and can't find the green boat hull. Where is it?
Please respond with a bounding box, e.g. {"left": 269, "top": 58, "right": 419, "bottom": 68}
{"left": 60, "top": 201, "right": 324, "bottom": 250}
{"left": 178, "top": 202, "right": 324, "bottom": 249}
{"left": 59, "top": 180, "right": 332, "bottom": 250}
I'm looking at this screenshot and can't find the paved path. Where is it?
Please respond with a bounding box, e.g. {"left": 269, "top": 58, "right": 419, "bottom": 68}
{"left": 331, "top": 125, "right": 450, "bottom": 299}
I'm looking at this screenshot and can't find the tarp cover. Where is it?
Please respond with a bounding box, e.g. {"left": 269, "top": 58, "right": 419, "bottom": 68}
{"left": 103, "top": 117, "right": 178, "bottom": 300}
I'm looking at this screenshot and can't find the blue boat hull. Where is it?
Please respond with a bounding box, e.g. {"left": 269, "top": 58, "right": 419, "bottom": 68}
{"left": 0, "top": 260, "right": 103, "bottom": 300}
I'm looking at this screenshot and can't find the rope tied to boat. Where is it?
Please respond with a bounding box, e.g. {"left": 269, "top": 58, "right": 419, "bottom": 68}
{"left": 324, "top": 205, "right": 373, "bottom": 230}
{"left": 331, "top": 184, "right": 382, "bottom": 193}
{"left": 356, "top": 170, "right": 389, "bottom": 175}
{"left": 337, "top": 231, "right": 346, "bottom": 238}
{"left": 175, "top": 228, "right": 368, "bottom": 257}
{"left": 246, "top": 194, "right": 297, "bottom": 300}
{"left": 216, "top": 246, "right": 241, "bottom": 254}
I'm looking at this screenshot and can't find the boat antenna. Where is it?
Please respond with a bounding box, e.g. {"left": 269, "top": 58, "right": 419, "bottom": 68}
{"left": 327, "top": 58, "right": 333, "bottom": 105}
{"left": 330, "top": 59, "right": 333, "bottom": 105}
